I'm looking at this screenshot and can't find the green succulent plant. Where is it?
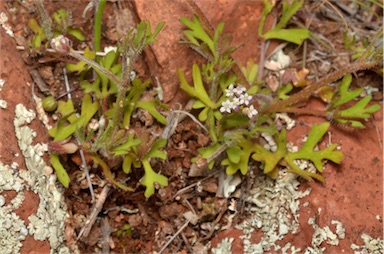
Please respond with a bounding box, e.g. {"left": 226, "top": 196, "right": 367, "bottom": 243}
{"left": 38, "top": 0, "right": 167, "bottom": 197}
{"left": 179, "top": 3, "right": 381, "bottom": 182}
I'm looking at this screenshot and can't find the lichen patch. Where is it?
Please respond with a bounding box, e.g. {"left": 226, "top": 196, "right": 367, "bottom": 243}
{"left": 0, "top": 162, "right": 28, "bottom": 254}
{"left": 236, "top": 170, "right": 312, "bottom": 253}
{"left": 11, "top": 103, "right": 71, "bottom": 253}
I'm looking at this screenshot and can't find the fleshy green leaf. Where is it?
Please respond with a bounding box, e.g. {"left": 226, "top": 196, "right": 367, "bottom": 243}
{"left": 66, "top": 47, "right": 95, "bottom": 74}
{"left": 338, "top": 96, "right": 381, "bottom": 119}
{"left": 122, "top": 154, "right": 137, "bottom": 174}
{"left": 122, "top": 78, "right": 151, "bottom": 127}
{"left": 50, "top": 153, "right": 70, "bottom": 187}
{"left": 140, "top": 138, "right": 168, "bottom": 197}
{"left": 285, "top": 122, "right": 344, "bottom": 180}
{"left": 141, "top": 160, "right": 168, "bottom": 198}
{"left": 181, "top": 15, "right": 217, "bottom": 57}
{"left": 28, "top": 18, "right": 43, "bottom": 35}
{"left": 226, "top": 146, "right": 244, "bottom": 164}
{"left": 331, "top": 74, "right": 362, "bottom": 108}
{"left": 53, "top": 9, "right": 69, "bottom": 29}
{"left": 78, "top": 94, "right": 99, "bottom": 128}
{"left": 192, "top": 100, "right": 206, "bottom": 109}
{"left": 263, "top": 28, "right": 311, "bottom": 45}
{"left": 329, "top": 74, "right": 381, "bottom": 128}
{"left": 49, "top": 99, "right": 77, "bottom": 140}
{"left": 58, "top": 99, "right": 77, "bottom": 123}
{"left": 80, "top": 50, "right": 121, "bottom": 98}
{"left": 333, "top": 118, "right": 366, "bottom": 129}
{"left": 258, "top": 0, "right": 274, "bottom": 37}
{"left": 146, "top": 21, "right": 165, "bottom": 44}
{"left": 278, "top": 83, "right": 293, "bottom": 99}
{"left": 198, "top": 107, "right": 209, "bottom": 122}
{"left": 218, "top": 113, "right": 249, "bottom": 133}
{"left": 102, "top": 50, "right": 119, "bottom": 70}
{"left": 136, "top": 100, "right": 167, "bottom": 125}
{"left": 222, "top": 139, "right": 253, "bottom": 175}
{"left": 49, "top": 95, "right": 98, "bottom": 141}
{"left": 241, "top": 59, "right": 259, "bottom": 85}
{"left": 67, "top": 28, "right": 85, "bottom": 41}
{"left": 198, "top": 144, "right": 222, "bottom": 159}
{"left": 51, "top": 117, "right": 79, "bottom": 141}
{"left": 252, "top": 130, "right": 288, "bottom": 175}
{"left": 276, "top": 0, "right": 305, "bottom": 30}
{"left": 111, "top": 133, "right": 142, "bottom": 156}
{"left": 144, "top": 138, "right": 167, "bottom": 160}
{"left": 259, "top": 0, "right": 310, "bottom": 45}
{"left": 178, "top": 65, "right": 215, "bottom": 108}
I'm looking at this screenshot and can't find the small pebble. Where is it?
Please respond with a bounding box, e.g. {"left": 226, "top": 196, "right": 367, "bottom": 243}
{"left": 20, "top": 225, "right": 29, "bottom": 236}
{"left": 0, "top": 195, "right": 5, "bottom": 207}
{"left": 0, "top": 99, "right": 7, "bottom": 109}
{"left": 44, "top": 166, "right": 53, "bottom": 176}
{"left": 11, "top": 162, "right": 19, "bottom": 170}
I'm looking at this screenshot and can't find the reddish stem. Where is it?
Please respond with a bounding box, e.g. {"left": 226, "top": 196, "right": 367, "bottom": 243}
{"left": 263, "top": 61, "right": 380, "bottom": 113}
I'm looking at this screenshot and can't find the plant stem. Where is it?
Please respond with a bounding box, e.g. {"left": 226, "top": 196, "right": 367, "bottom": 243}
{"left": 276, "top": 107, "right": 328, "bottom": 117}
{"left": 68, "top": 51, "right": 122, "bottom": 86}
{"left": 109, "top": 42, "right": 134, "bottom": 141}
{"left": 263, "top": 60, "right": 381, "bottom": 113}
{"left": 94, "top": 0, "right": 106, "bottom": 59}
{"left": 35, "top": 0, "right": 53, "bottom": 40}
{"left": 110, "top": 86, "right": 128, "bottom": 137}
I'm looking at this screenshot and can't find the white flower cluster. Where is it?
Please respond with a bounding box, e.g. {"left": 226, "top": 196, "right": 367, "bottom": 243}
{"left": 220, "top": 84, "right": 258, "bottom": 119}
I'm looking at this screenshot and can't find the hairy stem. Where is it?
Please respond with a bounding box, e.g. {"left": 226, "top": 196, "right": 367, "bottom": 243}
{"left": 35, "top": 0, "right": 53, "bottom": 40}
{"left": 276, "top": 107, "right": 328, "bottom": 117}
{"left": 263, "top": 60, "right": 381, "bottom": 113}
{"left": 68, "top": 51, "right": 122, "bottom": 86}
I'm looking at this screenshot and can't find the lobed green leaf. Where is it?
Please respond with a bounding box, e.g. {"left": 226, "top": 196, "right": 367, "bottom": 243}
{"left": 285, "top": 122, "right": 344, "bottom": 178}
{"left": 141, "top": 160, "right": 168, "bottom": 198}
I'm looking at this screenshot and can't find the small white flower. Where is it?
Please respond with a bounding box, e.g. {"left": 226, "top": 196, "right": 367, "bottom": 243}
{"left": 232, "top": 97, "right": 240, "bottom": 107}
{"left": 220, "top": 99, "right": 233, "bottom": 113}
{"left": 239, "top": 93, "right": 253, "bottom": 106}
{"left": 88, "top": 118, "right": 99, "bottom": 130}
{"left": 233, "top": 85, "right": 246, "bottom": 96}
{"left": 242, "top": 105, "right": 258, "bottom": 119}
{"left": 225, "top": 84, "right": 235, "bottom": 97}
{"left": 245, "top": 95, "right": 253, "bottom": 105}
{"left": 104, "top": 46, "right": 117, "bottom": 53}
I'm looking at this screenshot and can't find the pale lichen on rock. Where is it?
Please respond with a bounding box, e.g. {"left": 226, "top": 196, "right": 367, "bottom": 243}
{"left": 211, "top": 237, "right": 234, "bottom": 254}
{"left": 306, "top": 209, "right": 345, "bottom": 253}
{"left": 235, "top": 169, "right": 312, "bottom": 253}
{"left": 0, "top": 162, "right": 28, "bottom": 254}
{"left": 351, "top": 234, "right": 384, "bottom": 254}
{"left": 9, "top": 103, "right": 71, "bottom": 253}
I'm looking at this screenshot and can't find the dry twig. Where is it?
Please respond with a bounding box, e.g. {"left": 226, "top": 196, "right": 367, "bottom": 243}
{"left": 101, "top": 217, "right": 111, "bottom": 254}
{"left": 77, "top": 185, "right": 111, "bottom": 240}
{"left": 62, "top": 67, "right": 95, "bottom": 202}
{"left": 158, "top": 220, "right": 190, "bottom": 254}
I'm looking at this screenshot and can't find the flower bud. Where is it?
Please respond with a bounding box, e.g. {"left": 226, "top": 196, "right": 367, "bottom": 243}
{"left": 42, "top": 95, "right": 58, "bottom": 112}
{"left": 49, "top": 139, "right": 78, "bottom": 154}
{"left": 50, "top": 35, "right": 72, "bottom": 54}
